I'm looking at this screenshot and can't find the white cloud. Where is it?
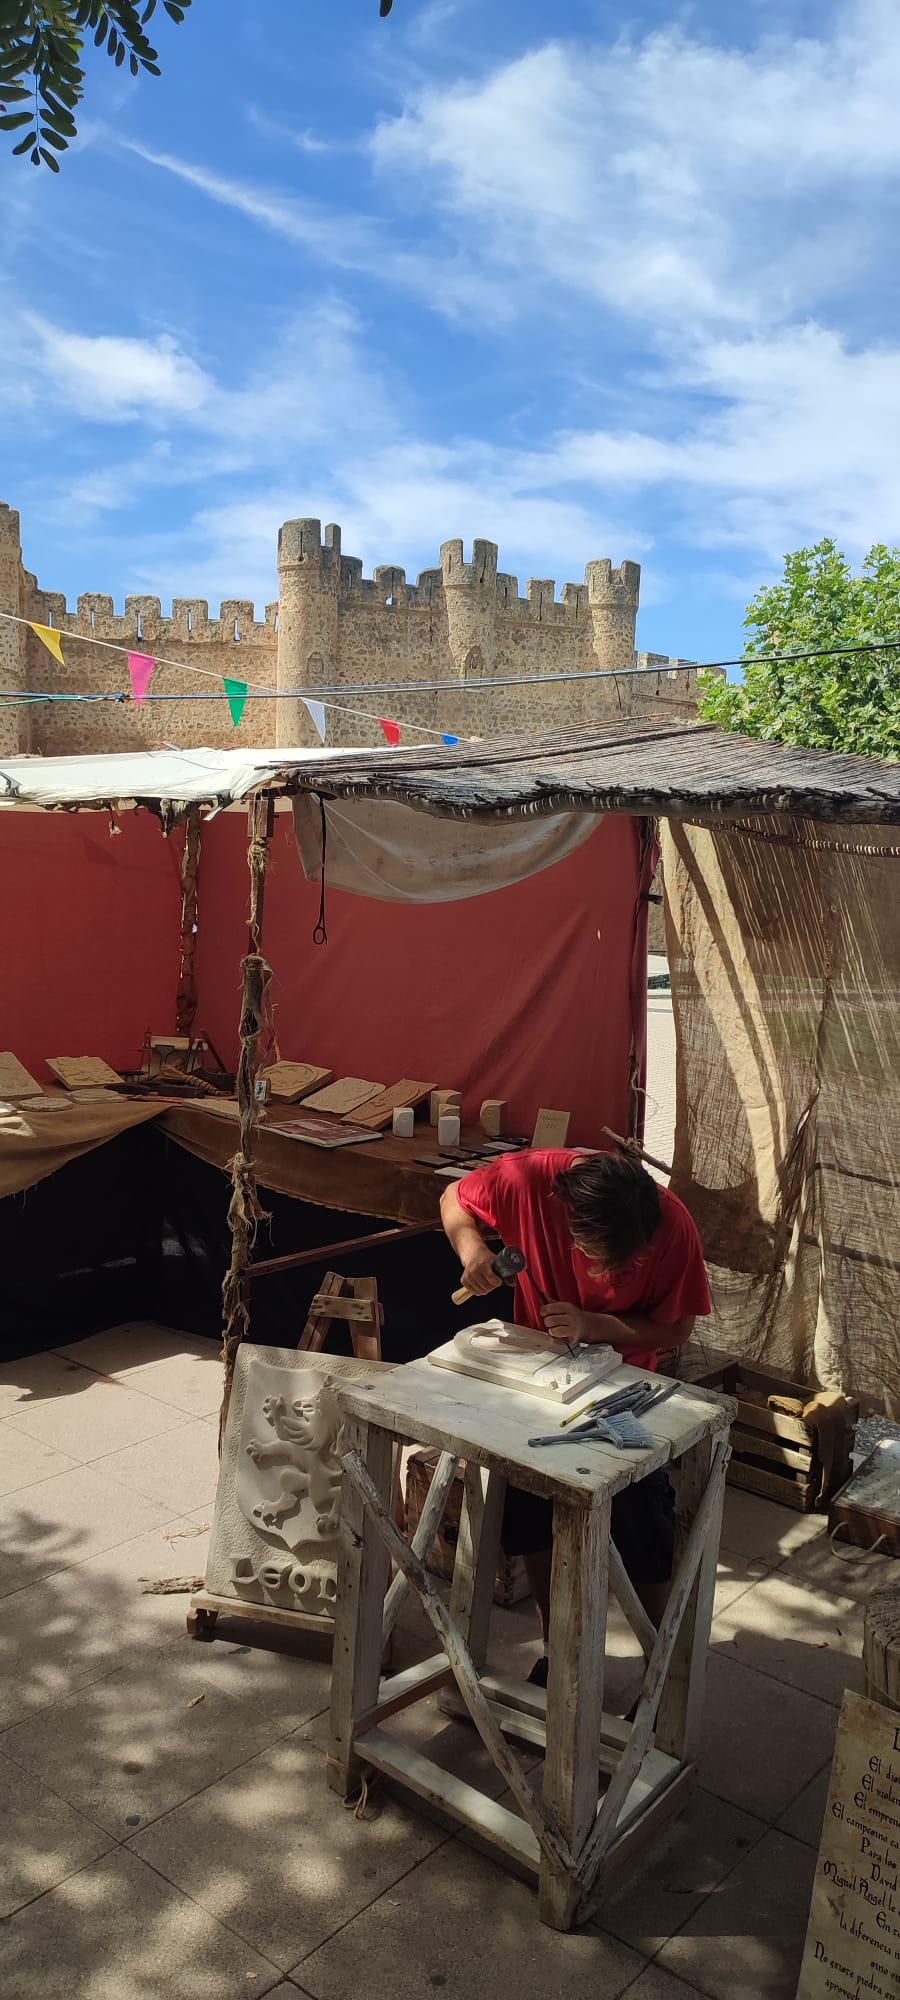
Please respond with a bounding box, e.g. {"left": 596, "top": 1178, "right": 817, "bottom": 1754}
{"left": 124, "top": 141, "right": 360, "bottom": 260}
{"left": 122, "top": 139, "right": 518, "bottom": 323}
{"left": 21, "top": 317, "right": 212, "bottom": 420}
{"left": 16, "top": 304, "right": 900, "bottom": 613}
{"left": 8, "top": 0, "right": 900, "bottom": 618}
{"left": 245, "top": 106, "right": 334, "bottom": 154}
{"left": 3, "top": 297, "right": 390, "bottom": 467}
{"left": 115, "top": 2, "right": 900, "bottom": 343}
{"left": 370, "top": 0, "right": 900, "bottom": 331}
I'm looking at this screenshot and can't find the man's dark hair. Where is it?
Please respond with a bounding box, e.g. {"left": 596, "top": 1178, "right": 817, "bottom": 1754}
{"left": 554, "top": 1153, "right": 662, "bottom": 1267}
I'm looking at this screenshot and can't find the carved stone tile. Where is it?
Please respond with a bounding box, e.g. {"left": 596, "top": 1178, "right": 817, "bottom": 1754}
{"left": 205, "top": 1345, "right": 392, "bottom": 1624}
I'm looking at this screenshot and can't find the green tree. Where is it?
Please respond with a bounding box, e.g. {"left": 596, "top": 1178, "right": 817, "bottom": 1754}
{"left": 697, "top": 540, "right": 900, "bottom": 760}
{"left": 0, "top": 0, "right": 392, "bottom": 168}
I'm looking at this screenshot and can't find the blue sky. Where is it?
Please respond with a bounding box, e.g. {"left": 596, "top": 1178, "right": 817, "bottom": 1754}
{"left": 3, "top": 0, "right": 900, "bottom": 666}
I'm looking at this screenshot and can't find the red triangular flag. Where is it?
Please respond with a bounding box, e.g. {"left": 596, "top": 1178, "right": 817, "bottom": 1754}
{"left": 379, "top": 718, "right": 401, "bottom": 746}
{"left": 128, "top": 652, "right": 155, "bottom": 704}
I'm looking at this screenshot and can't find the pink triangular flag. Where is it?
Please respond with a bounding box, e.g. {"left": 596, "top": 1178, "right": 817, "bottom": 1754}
{"left": 128, "top": 652, "right": 155, "bottom": 704}
{"left": 379, "top": 717, "right": 401, "bottom": 746}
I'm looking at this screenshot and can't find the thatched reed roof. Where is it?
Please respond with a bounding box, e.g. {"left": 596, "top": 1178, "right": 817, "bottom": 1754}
{"left": 2, "top": 722, "right": 898, "bottom": 824}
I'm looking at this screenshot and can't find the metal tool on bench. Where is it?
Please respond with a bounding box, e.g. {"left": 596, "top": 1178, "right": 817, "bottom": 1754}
{"left": 527, "top": 1378, "right": 676, "bottom": 1449}
{"left": 451, "top": 1242, "right": 526, "bottom": 1306}
{"left": 559, "top": 1379, "right": 673, "bottom": 1428}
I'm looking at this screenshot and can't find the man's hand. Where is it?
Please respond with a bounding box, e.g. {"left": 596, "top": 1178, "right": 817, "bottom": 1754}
{"left": 459, "top": 1242, "right": 503, "bottom": 1297}
{"left": 542, "top": 1300, "right": 602, "bottom": 1344}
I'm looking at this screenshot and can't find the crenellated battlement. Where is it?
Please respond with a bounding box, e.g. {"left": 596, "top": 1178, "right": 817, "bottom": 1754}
{"left": 1, "top": 498, "right": 706, "bottom": 758}
{"left": 21, "top": 584, "right": 276, "bottom": 648}
{"left": 276, "top": 522, "right": 641, "bottom": 621}
{"left": 634, "top": 650, "right": 700, "bottom": 679}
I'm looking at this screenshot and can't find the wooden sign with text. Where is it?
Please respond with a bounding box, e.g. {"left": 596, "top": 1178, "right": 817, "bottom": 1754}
{"left": 797, "top": 1689, "right": 900, "bottom": 1999}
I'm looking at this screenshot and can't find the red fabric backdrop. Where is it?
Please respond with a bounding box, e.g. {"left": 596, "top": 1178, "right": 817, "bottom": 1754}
{"left": 0, "top": 808, "right": 182, "bottom": 1081}
{"left": 2, "top": 806, "right": 643, "bottom": 1147}
{"left": 194, "top": 812, "right": 642, "bottom": 1148}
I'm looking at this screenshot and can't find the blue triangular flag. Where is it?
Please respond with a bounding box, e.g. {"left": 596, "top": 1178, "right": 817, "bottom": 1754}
{"left": 442, "top": 733, "right": 459, "bottom": 746}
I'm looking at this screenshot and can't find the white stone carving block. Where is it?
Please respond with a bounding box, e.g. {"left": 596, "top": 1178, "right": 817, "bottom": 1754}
{"left": 205, "top": 1344, "right": 393, "bottom": 1622}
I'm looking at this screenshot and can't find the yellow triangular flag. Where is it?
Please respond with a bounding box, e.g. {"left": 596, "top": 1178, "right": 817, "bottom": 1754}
{"left": 30, "top": 622, "right": 65, "bottom": 665}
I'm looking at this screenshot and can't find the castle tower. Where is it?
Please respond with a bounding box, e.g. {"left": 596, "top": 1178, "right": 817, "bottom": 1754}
{"left": 0, "top": 505, "right": 24, "bottom": 758}
{"left": 585, "top": 558, "right": 642, "bottom": 674}
{"left": 276, "top": 518, "right": 342, "bottom": 746}
{"left": 440, "top": 538, "right": 499, "bottom": 682}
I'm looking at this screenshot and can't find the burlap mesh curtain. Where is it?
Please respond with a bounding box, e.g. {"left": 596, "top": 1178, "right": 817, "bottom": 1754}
{"left": 661, "top": 815, "right": 900, "bottom": 1406}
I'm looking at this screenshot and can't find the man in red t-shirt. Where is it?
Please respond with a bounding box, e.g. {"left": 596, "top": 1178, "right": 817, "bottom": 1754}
{"left": 441, "top": 1148, "right": 711, "bottom": 1687}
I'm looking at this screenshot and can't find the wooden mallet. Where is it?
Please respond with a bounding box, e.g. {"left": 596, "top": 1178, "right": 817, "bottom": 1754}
{"left": 452, "top": 1243, "right": 526, "bottom": 1306}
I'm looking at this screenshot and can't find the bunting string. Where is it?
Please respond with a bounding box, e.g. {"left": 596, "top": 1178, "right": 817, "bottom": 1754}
{"left": 0, "top": 614, "right": 464, "bottom": 746}
{"left": 0, "top": 606, "right": 706, "bottom": 696}
{"left": 0, "top": 597, "right": 715, "bottom": 749}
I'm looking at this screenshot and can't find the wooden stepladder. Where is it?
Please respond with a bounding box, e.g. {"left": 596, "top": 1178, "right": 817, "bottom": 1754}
{"left": 299, "top": 1271, "right": 383, "bottom": 1365}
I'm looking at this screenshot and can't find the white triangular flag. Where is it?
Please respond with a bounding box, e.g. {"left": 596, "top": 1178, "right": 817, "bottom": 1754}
{"left": 303, "top": 697, "right": 327, "bottom": 743}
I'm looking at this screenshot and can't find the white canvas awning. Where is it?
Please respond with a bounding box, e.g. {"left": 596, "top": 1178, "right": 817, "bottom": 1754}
{"left": 0, "top": 745, "right": 374, "bottom": 812}
{"left": 292, "top": 792, "right": 595, "bottom": 901}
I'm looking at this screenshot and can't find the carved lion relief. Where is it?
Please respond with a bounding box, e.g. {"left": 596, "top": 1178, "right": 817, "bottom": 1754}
{"left": 209, "top": 1354, "right": 352, "bottom": 1619}
{"left": 240, "top": 1386, "right": 344, "bottom": 1542}
{"left": 205, "top": 1346, "right": 393, "bottom": 1624}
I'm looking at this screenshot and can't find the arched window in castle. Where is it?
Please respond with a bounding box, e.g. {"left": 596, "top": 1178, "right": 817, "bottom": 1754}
{"left": 463, "top": 646, "right": 484, "bottom": 679}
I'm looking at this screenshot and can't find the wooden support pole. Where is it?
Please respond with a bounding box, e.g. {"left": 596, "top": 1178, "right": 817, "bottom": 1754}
{"left": 218, "top": 790, "right": 276, "bottom": 1445}
{"left": 328, "top": 1420, "right": 395, "bottom": 1797}
{"left": 446, "top": 1464, "right": 506, "bottom": 1674}
{"left": 540, "top": 1495, "right": 610, "bottom": 1928}
{"left": 243, "top": 1222, "right": 438, "bottom": 1287}
{"left": 602, "top": 1125, "right": 672, "bottom": 1180}
{"left": 575, "top": 1439, "right": 728, "bottom": 1896}
{"left": 175, "top": 806, "right": 201, "bottom": 1036}
{"left": 656, "top": 1434, "right": 722, "bottom": 1761}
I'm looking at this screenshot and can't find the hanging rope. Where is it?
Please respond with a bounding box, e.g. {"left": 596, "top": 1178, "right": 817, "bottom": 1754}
{"left": 313, "top": 795, "right": 328, "bottom": 945}
{"left": 247, "top": 806, "right": 271, "bottom": 956}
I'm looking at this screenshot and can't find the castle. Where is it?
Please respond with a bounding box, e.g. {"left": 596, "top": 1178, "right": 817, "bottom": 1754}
{"left": 0, "top": 502, "right": 703, "bottom": 759}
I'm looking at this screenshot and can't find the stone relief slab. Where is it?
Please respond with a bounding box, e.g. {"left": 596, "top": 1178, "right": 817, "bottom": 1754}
{"left": 205, "top": 1343, "right": 393, "bottom": 1621}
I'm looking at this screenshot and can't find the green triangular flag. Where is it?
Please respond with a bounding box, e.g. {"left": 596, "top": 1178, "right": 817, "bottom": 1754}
{"left": 223, "top": 676, "right": 247, "bottom": 728}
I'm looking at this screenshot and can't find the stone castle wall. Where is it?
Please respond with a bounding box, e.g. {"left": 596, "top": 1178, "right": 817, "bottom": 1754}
{"left": 0, "top": 503, "right": 704, "bottom": 759}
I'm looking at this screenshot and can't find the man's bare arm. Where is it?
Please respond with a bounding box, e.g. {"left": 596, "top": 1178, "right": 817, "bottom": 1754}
{"left": 440, "top": 1185, "right": 503, "bottom": 1297}
{"left": 606, "top": 1310, "right": 695, "bottom": 1350}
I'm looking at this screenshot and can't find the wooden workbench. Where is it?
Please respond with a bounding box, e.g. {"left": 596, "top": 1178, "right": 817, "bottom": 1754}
{"left": 327, "top": 1357, "right": 735, "bottom": 1930}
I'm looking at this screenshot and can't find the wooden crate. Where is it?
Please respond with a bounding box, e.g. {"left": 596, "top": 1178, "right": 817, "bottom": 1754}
{"left": 404, "top": 1447, "right": 530, "bottom": 1606}
{"left": 682, "top": 1358, "right": 857, "bottom": 1512}
{"left": 830, "top": 1440, "right": 900, "bottom": 1557}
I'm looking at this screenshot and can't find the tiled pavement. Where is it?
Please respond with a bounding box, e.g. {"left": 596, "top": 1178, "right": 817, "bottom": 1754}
{"left": 0, "top": 1322, "right": 889, "bottom": 2000}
